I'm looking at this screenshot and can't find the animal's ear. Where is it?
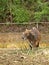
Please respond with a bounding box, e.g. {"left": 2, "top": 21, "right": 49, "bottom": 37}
{"left": 29, "top": 30, "right": 31, "bottom": 32}
{"left": 26, "top": 29, "right": 28, "bottom": 31}
{"left": 32, "top": 27, "right": 36, "bottom": 30}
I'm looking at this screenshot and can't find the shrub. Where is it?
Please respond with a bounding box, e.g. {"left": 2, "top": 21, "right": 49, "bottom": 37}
{"left": 12, "top": 6, "right": 30, "bottom": 23}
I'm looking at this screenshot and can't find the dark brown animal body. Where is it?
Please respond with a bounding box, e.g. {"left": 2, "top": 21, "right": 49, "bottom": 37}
{"left": 22, "top": 27, "right": 41, "bottom": 49}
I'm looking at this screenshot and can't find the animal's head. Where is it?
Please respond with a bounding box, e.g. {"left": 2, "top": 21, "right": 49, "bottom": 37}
{"left": 22, "top": 29, "right": 31, "bottom": 40}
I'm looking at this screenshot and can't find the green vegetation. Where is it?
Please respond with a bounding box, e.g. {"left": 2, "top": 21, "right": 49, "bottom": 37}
{"left": 0, "top": 0, "right": 49, "bottom": 23}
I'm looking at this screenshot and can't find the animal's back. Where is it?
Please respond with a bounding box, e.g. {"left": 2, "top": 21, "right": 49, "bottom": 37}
{"left": 31, "top": 27, "right": 41, "bottom": 41}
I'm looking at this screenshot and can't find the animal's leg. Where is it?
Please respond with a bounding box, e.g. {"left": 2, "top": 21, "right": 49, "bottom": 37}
{"left": 29, "top": 40, "right": 33, "bottom": 50}
{"left": 29, "top": 44, "right": 32, "bottom": 50}
{"left": 36, "top": 42, "right": 39, "bottom": 47}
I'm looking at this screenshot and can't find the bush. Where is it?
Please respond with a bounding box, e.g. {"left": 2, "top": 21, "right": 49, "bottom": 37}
{"left": 12, "top": 6, "right": 30, "bottom": 23}
{"left": 0, "top": 0, "right": 49, "bottom": 23}
{"left": 33, "top": 1, "right": 49, "bottom": 22}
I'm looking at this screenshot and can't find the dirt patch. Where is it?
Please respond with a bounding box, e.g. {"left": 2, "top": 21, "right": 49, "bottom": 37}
{"left": 0, "top": 23, "right": 49, "bottom": 34}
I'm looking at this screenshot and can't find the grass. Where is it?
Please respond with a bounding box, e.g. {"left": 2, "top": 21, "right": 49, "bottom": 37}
{"left": 0, "top": 42, "right": 49, "bottom": 49}
{"left": 0, "top": 33, "right": 49, "bottom": 49}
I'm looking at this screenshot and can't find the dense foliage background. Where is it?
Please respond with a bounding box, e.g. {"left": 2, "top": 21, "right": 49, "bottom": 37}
{"left": 0, "top": 0, "right": 49, "bottom": 23}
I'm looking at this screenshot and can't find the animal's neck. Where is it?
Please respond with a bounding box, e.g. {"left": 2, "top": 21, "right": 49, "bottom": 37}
{"left": 27, "top": 33, "right": 34, "bottom": 41}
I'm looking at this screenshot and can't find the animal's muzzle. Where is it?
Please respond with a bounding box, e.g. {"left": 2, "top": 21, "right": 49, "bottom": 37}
{"left": 22, "top": 35, "right": 26, "bottom": 40}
